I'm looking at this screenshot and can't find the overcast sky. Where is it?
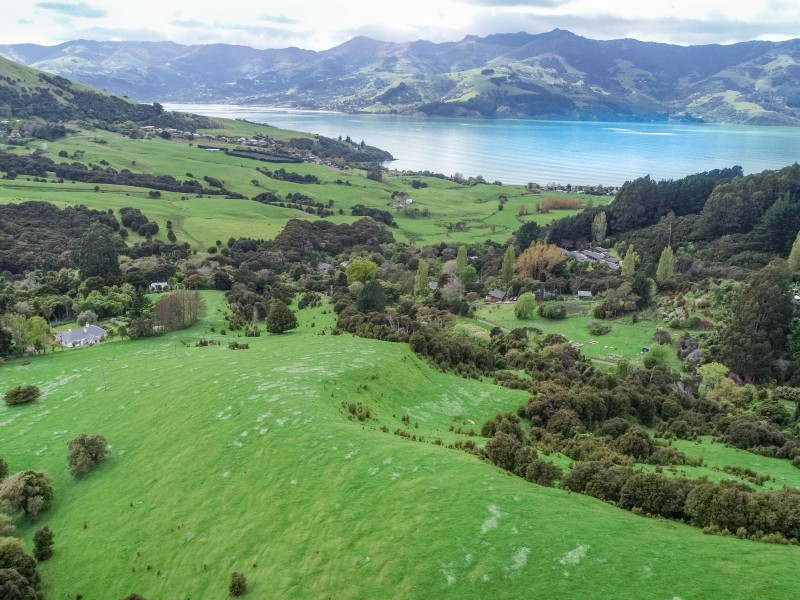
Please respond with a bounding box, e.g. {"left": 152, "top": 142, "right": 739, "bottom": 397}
{"left": 6, "top": 1, "right": 800, "bottom": 50}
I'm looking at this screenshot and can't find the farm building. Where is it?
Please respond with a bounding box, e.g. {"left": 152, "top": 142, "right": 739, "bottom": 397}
{"left": 55, "top": 325, "right": 107, "bottom": 348}
{"left": 485, "top": 289, "right": 507, "bottom": 303}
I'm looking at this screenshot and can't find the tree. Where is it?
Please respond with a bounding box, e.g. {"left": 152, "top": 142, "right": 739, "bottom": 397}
{"left": 592, "top": 211, "right": 607, "bottom": 245}
{"left": 1, "top": 314, "right": 27, "bottom": 357}
{"left": 620, "top": 244, "right": 639, "bottom": 278}
{"left": 514, "top": 292, "right": 537, "bottom": 320}
{"left": 655, "top": 246, "right": 675, "bottom": 286}
{"left": 0, "top": 471, "right": 53, "bottom": 518}
{"left": 501, "top": 246, "right": 515, "bottom": 284}
{"left": 0, "top": 328, "right": 12, "bottom": 359}
{"left": 230, "top": 572, "right": 247, "bottom": 596}
{"left": 76, "top": 310, "right": 98, "bottom": 326}
{"left": 356, "top": 280, "right": 386, "bottom": 312}
{"left": 345, "top": 259, "right": 379, "bottom": 284}
{"left": 515, "top": 242, "right": 565, "bottom": 281}
{"left": 630, "top": 274, "right": 656, "bottom": 308}
{"left": 128, "top": 288, "right": 154, "bottom": 339}
{"left": 153, "top": 291, "right": 205, "bottom": 331}
{"left": 456, "top": 245, "right": 468, "bottom": 272}
{"left": 0, "top": 514, "right": 15, "bottom": 537}
{"left": 0, "top": 566, "right": 39, "bottom": 600}
{"left": 414, "top": 259, "right": 429, "bottom": 295}
{"left": 788, "top": 229, "right": 800, "bottom": 273}
{"left": 697, "top": 362, "right": 729, "bottom": 393}
{"left": 24, "top": 317, "right": 51, "bottom": 355}
{"left": 515, "top": 221, "right": 543, "bottom": 251}
{"left": 67, "top": 434, "right": 108, "bottom": 477}
{"left": 32, "top": 526, "right": 54, "bottom": 561}
{"left": 366, "top": 163, "right": 382, "bottom": 182}
{"left": 77, "top": 223, "right": 121, "bottom": 280}
{"left": 719, "top": 259, "right": 793, "bottom": 382}
{"left": 266, "top": 301, "right": 297, "bottom": 335}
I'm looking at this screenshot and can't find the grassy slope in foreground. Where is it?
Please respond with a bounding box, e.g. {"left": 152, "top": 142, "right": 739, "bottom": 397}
{"left": 3, "top": 292, "right": 799, "bottom": 599}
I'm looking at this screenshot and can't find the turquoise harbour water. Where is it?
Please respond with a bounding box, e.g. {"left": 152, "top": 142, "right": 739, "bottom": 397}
{"left": 168, "top": 104, "right": 800, "bottom": 186}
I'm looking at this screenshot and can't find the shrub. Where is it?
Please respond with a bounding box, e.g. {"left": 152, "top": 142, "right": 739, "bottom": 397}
{"left": 0, "top": 457, "right": 7, "bottom": 482}
{"left": 230, "top": 572, "right": 247, "bottom": 597}
{"left": 523, "top": 458, "right": 563, "bottom": 487}
{"left": 587, "top": 320, "right": 611, "bottom": 336}
{"left": 652, "top": 328, "right": 671, "bottom": 344}
{"left": 538, "top": 303, "right": 567, "bottom": 320}
{"left": 33, "top": 525, "right": 54, "bottom": 561}
{"left": 119, "top": 595, "right": 148, "bottom": 600}
{"left": 67, "top": 434, "right": 108, "bottom": 477}
{"left": 4, "top": 386, "right": 41, "bottom": 406}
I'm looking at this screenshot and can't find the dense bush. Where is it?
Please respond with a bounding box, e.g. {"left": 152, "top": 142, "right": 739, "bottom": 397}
{"left": 3, "top": 386, "right": 40, "bottom": 406}
{"left": 32, "top": 526, "right": 54, "bottom": 561}
{"left": 538, "top": 303, "right": 567, "bottom": 320}
{"left": 67, "top": 434, "right": 108, "bottom": 477}
{"left": 587, "top": 320, "right": 611, "bottom": 336}
{"left": 230, "top": 572, "right": 247, "bottom": 596}
{"left": 0, "top": 471, "right": 53, "bottom": 517}
{"left": 0, "top": 536, "right": 41, "bottom": 598}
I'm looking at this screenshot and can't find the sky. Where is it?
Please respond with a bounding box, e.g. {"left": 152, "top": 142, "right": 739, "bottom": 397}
{"left": 5, "top": 0, "right": 800, "bottom": 50}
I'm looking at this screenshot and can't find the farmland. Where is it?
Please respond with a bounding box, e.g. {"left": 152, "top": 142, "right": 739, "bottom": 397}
{"left": 2, "top": 291, "right": 799, "bottom": 599}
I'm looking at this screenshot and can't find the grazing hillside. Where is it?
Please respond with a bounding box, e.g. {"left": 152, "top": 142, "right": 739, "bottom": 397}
{"left": 3, "top": 54, "right": 800, "bottom": 600}
{"left": 3, "top": 30, "right": 800, "bottom": 124}
{"left": 2, "top": 292, "right": 800, "bottom": 600}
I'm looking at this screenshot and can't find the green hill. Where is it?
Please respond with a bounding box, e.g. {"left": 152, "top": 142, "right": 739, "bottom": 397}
{"left": 2, "top": 291, "right": 798, "bottom": 599}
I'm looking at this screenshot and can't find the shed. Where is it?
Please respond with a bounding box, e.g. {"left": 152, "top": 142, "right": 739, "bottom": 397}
{"left": 485, "top": 289, "right": 507, "bottom": 303}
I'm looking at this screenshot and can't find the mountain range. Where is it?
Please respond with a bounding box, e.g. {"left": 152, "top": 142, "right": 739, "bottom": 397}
{"left": 2, "top": 29, "right": 800, "bottom": 125}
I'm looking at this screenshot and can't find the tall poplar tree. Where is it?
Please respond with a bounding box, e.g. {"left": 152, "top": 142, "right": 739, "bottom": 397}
{"left": 621, "top": 245, "right": 639, "bottom": 278}
{"left": 501, "top": 246, "right": 516, "bottom": 284}
{"left": 414, "top": 259, "right": 429, "bottom": 295}
{"left": 655, "top": 246, "right": 675, "bottom": 286}
{"left": 456, "top": 245, "right": 468, "bottom": 272}
{"left": 591, "top": 211, "right": 607, "bottom": 245}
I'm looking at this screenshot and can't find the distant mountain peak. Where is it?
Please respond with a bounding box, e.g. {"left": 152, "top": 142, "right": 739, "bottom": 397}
{"left": 1, "top": 31, "right": 798, "bottom": 125}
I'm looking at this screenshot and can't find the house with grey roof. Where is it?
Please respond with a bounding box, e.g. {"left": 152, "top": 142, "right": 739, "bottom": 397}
{"left": 485, "top": 289, "right": 507, "bottom": 303}
{"left": 55, "top": 325, "right": 107, "bottom": 348}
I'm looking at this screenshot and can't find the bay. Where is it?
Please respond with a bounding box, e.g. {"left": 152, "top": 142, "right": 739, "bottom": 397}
{"left": 167, "top": 103, "right": 800, "bottom": 186}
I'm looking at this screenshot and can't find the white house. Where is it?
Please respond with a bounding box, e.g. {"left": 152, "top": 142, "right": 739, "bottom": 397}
{"left": 55, "top": 325, "right": 107, "bottom": 348}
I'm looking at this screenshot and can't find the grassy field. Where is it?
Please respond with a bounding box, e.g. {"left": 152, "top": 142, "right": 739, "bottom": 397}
{"left": 472, "top": 300, "right": 660, "bottom": 363}
{"left": 0, "top": 119, "right": 607, "bottom": 248}
{"left": 2, "top": 291, "right": 800, "bottom": 599}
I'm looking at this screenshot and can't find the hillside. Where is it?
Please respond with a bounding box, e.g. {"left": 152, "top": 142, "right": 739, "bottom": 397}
{"left": 3, "top": 30, "right": 800, "bottom": 124}
{"left": 3, "top": 55, "right": 800, "bottom": 600}
{"left": 2, "top": 292, "right": 799, "bottom": 599}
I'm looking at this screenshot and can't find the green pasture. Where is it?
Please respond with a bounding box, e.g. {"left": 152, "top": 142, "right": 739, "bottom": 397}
{"left": 473, "top": 301, "right": 659, "bottom": 363}
{"left": 2, "top": 291, "right": 799, "bottom": 599}
{"left": 1, "top": 118, "right": 601, "bottom": 248}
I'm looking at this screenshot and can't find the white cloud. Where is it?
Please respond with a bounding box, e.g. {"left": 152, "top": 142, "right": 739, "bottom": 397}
{"left": 2, "top": 0, "right": 798, "bottom": 49}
